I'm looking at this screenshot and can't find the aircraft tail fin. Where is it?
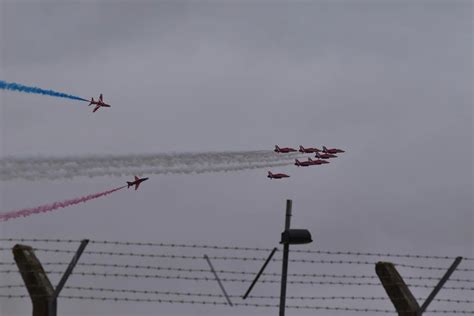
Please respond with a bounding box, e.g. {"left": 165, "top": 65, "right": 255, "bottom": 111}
{"left": 89, "top": 98, "right": 94, "bottom": 106}
{"left": 127, "top": 181, "right": 133, "bottom": 188}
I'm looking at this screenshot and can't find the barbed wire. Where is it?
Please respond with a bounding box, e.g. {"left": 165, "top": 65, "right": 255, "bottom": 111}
{"left": 3, "top": 247, "right": 473, "bottom": 272}
{"left": 2, "top": 270, "right": 473, "bottom": 290}
{"left": 0, "top": 261, "right": 66, "bottom": 266}
{"left": 1, "top": 287, "right": 473, "bottom": 305}
{"left": 56, "top": 286, "right": 474, "bottom": 304}
{"left": 0, "top": 285, "right": 24, "bottom": 289}
{"left": 0, "top": 294, "right": 231, "bottom": 306}
{"left": 1, "top": 294, "right": 473, "bottom": 313}
{"left": 241, "top": 295, "right": 474, "bottom": 304}
{"left": 0, "top": 238, "right": 83, "bottom": 244}
{"left": 5, "top": 247, "right": 270, "bottom": 262}
{"left": 0, "top": 294, "right": 400, "bottom": 312}
{"left": 286, "top": 258, "right": 474, "bottom": 272}
{"left": 236, "top": 302, "right": 474, "bottom": 314}
{"left": 2, "top": 249, "right": 473, "bottom": 273}
{"left": 64, "top": 286, "right": 229, "bottom": 298}
{"left": 1, "top": 238, "right": 472, "bottom": 261}
{"left": 434, "top": 298, "right": 474, "bottom": 304}
{"left": 0, "top": 238, "right": 274, "bottom": 252}
{"left": 289, "top": 249, "right": 474, "bottom": 261}
{"left": 1, "top": 265, "right": 473, "bottom": 284}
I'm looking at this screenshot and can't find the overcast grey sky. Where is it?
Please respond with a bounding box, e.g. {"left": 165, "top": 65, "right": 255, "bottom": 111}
{"left": 0, "top": 1, "right": 472, "bottom": 316}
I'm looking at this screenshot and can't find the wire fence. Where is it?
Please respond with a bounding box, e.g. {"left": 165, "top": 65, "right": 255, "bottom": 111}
{"left": 1, "top": 238, "right": 473, "bottom": 261}
{"left": 1, "top": 269, "right": 474, "bottom": 290}
{"left": 2, "top": 246, "right": 473, "bottom": 272}
{"left": 0, "top": 294, "right": 473, "bottom": 314}
{"left": 1, "top": 238, "right": 473, "bottom": 314}
{"left": 1, "top": 285, "right": 474, "bottom": 305}
{"left": 1, "top": 265, "right": 473, "bottom": 283}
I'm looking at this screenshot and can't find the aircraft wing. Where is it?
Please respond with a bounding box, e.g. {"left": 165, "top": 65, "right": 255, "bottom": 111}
{"left": 99, "top": 94, "right": 103, "bottom": 102}
{"left": 135, "top": 183, "right": 140, "bottom": 190}
{"left": 93, "top": 105, "right": 101, "bottom": 113}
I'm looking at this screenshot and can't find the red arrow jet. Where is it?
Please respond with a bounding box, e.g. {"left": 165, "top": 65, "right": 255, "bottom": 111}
{"left": 89, "top": 94, "right": 111, "bottom": 113}
{"left": 268, "top": 171, "right": 290, "bottom": 179}
{"left": 274, "top": 145, "right": 297, "bottom": 153}
{"left": 322, "top": 146, "right": 345, "bottom": 154}
{"left": 315, "top": 152, "right": 337, "bottom": 159}
{"left": 308, "top": 157, "right": 330, "bottom": 165}
{"left": 127, "top": 176, "right": 149, "bottom": 190}
{"left": 294, "top": 159, "right": 313, "bottom": 167}
{"left": 299, "top": 145, "right": 321, "bottom": 153}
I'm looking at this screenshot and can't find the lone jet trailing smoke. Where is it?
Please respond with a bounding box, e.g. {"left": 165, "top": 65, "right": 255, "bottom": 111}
{"left": 89, "top": 94, "right": 111, "bottom": 113}
{"left": 127, "top": 176, "right": 149, "bottom": 190}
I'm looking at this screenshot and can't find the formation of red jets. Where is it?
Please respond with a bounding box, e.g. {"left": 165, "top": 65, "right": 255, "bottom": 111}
{"left": 85, "top": 94, "right": 340, "bottom": 184}
{"left": 268, "top": 145, "right": 345, "bottom": 179}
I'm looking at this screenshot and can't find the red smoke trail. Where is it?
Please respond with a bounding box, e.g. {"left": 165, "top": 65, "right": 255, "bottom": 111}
{"left": 0, "top": 185, "right": 126, "bottom": 222}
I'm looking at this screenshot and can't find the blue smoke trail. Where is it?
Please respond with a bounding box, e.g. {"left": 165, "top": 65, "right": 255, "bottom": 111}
{"left": 0, "top": 80, "right": 88, "bottom": 102}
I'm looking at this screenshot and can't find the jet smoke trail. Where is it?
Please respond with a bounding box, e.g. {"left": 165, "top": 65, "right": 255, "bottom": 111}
{"left": 0, "top": 80, "right": 87, "bottom": 102}
{"left": 0, "top": 186, "right": 126, "bottom": 222}
{"left": 0, "top": 151, "right": 302, "bottom": 181}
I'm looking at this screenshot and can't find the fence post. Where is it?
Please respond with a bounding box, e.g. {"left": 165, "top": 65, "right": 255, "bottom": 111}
{"left": 417, "top": 256, "right": 463, "bottom": 315}
{"left": 279, "top": 199, "right": 292, "bottom": 316}
{"left": 376, "top": 262, "right": 419, "bottom": 316}
{"left": 377, "top": 257, "right": 463, "bottom": 316}
{"left": 12, "top": 240, "right": 89, "bottom": 316}
{"left": 13, "top": 244, "right": 55, "bottom": 316}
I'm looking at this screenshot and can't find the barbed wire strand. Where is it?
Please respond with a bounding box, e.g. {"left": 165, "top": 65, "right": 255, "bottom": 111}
{"left": 1, "top": 285, "right": 473, "bottom": 305}
{"left": 2, "top": 270, "right": 473, "bottom": 289}
{"left": 2, "top": 247, "right": 472, "bottom": 272}
{"left": 0, "top": 294, "right": 473, "bottom": 313}
{"left": 0, "top": 257, "right": 472, "bottom": 275}
{"left": 57, "top": 286, "right": 474, "bottom": 304}
{"left": 1, "top": 238, "right": 472, "bottom": 261}
{"left": 1, "top": 266, "right": 473, "bottom": 284}
{"left": 0, "top": 239, "right": 273, "bottom": 252}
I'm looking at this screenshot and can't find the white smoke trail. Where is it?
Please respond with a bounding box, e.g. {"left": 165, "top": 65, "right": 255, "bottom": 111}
{"left": 0, "top": 151, "right": 303, "bottom": 181}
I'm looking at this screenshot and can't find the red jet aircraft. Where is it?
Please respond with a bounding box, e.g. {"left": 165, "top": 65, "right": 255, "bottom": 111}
{"left": 299, "top": 145, "right": 321, "bottom": 153}
{"left": 127, "top": 176, "right": 149, "bottom": 190}
{"left": 89, "top": 94, "right": 111, "bottom": 113}
{"left": 315, "top": 152, "right": 337, "bottom": 159}
{"left": 268, "top": 171, "right": 290, "bottom": 179}
{"left": 308, "top": 157, "right": 330, "bottom": 165}
{"left": 294, "top": 159, "right": 313, "bottom": 167}
{"left": 322, "top": 146, "right": 345, "bottom": 154}
{"left": 274, "top": 145, "right": 297, "bottom": 153}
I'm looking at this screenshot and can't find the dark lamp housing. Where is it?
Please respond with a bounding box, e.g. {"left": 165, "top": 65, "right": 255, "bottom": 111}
{"left": 280, "top": 229, "right": 312, "bottom": 245}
